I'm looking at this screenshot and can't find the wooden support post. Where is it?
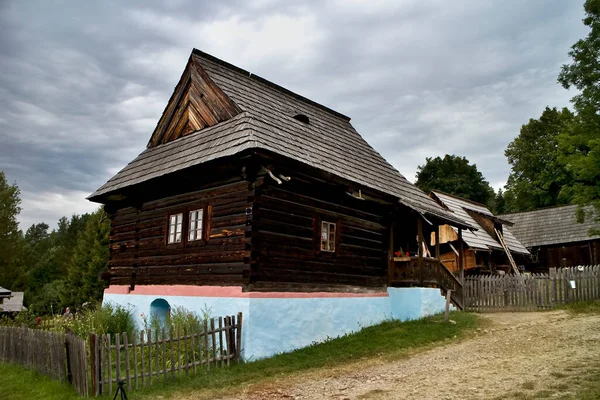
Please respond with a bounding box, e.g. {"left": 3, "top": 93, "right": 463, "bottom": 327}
{"left": 418, "top": 218, "right": 424, "bottom": 286}
{"left": 459, "top": 228, "right": 465, "bottom": 305}
{"left": 388, "top": 222, "right": 395, "bottom": 285}
{"left": 444, "top": 289, "right": 452, "bottom": 322}
{"left": 435, "top": 225, "right": 440, "bottom": 260}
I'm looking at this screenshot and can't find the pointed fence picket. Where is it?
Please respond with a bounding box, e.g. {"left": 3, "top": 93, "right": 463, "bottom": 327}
{"left": 465, "top": 265, "right": 600, "bottom": 312}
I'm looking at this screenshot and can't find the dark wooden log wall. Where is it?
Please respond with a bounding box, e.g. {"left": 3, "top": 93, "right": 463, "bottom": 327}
{"left": 251, "top": 180, "right": 390, "bottom": 288}
{"left": 107, "top": 180, "right": 252, "bottom": 286}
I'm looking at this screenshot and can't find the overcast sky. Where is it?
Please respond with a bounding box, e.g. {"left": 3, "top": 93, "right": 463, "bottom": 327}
{"left": 0, "top": 0, "right": 588, "bottom": 230}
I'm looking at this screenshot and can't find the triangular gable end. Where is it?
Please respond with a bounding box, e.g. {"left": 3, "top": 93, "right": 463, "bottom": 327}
{"left": 147, "top": 55, "right": 242, "bottom": 148}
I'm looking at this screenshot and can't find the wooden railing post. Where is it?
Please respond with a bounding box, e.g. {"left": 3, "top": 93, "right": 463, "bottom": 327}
{"left": 418, "top": 218, "right": 424, "bottom": 286}
{"left": 236, "top": 312, "right": 243, "bottom": 362}
{"left": 458, "top": 228, "right": 464, "bottom": 305}
{"left": 89, "top": 333, "right": 98, "bottom": 396}
{"left": 435, "top": 225, "right": 440, "bottom": 260}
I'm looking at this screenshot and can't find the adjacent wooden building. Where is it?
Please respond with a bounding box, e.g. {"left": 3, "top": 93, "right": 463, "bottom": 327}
{"left": 430, "top": 191, "right": 529, "bottom": 274}
{"left": 501, "top": 204, "right": 600, "bottom": 271}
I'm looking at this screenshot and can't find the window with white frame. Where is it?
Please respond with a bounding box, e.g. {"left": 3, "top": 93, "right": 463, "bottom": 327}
{"left": 188, "top": 209, "right": 204, "bottom": 241}
{"left": 320, "top": 221, "right": 336, "bottom": 252}
{"left": 168, "top": 213, "right": 183, "bottom": 244}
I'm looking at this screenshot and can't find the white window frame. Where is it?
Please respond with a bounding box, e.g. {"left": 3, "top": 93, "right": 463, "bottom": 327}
{"left": 320, "top": 221, "right": 336, "bottom": 252}
{"left": 167, "top": 213, "right": 183, "bottom": 244}
{"left": 188, "top": 208, "right": 204, "bottom": 241}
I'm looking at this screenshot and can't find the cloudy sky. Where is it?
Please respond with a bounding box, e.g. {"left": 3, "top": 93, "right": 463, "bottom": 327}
{"left": 0, "top": 0, "right": 588, "bottom": 229}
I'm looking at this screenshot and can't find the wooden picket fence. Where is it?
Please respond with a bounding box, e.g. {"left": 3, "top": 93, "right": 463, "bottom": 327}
{"left": 0, "top": 326, "right": 89, "bottom": 396}
{"left": 465, "top": 265, "right": 600, "bottom": 312}
{"left": 89, "top": 313, "right": 242, "bottom": 396}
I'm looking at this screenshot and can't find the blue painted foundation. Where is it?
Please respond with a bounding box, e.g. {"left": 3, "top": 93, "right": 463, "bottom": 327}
{"left": 104, "top": 287, "right": 450, "bottom": 360}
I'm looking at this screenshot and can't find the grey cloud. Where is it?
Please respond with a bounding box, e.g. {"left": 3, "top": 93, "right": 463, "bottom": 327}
{"left": 0, "top": 0, "right": 587, "bottom": 229}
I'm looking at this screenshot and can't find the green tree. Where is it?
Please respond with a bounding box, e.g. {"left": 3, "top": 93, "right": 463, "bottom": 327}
{"left": 61, "top": 208, "right": 110, "bottom": 308}
{"left": 0, "top": 171, "right": 24, "bottom": 290}
{"left": 504, "top": 107, "right": 575, "bottom": 212}
{"left": 415, "top": 154, "right": 495, "bottom": 205}
{"left": 491, "top": 189, "right": 507, "bottom": 215}
{"left": 557, "top": 0, "right": 600, "bottom": 234}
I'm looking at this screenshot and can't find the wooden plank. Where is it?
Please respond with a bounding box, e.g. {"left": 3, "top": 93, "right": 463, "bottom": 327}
{"left": 107, "top": 334, "right": 113, "bottom": 394}
{"left": 184, "top": 327, "right": 189, "bottom": 376}
{"left": 236, "top": 312, "right": 243, "bottom": 361}
{"left": 224, "top": 317, "right": 231, "bottom": 367}
{"left": 190, "top": 326, "right": 197, "bottom": 374}
{"left": 204, "top": 320, "right": 210, "bottom": 371}
{"left": 219, "top": 317, "right": 224, "bottom": 368}
{"left": 163, "top": 327, "right": 168, "bottom": 381}
{"left": 169, "top": 328, "right": 175, "bottom": 380}
{"left": 177, "top": 327, "right": 183, "bottom": 376}
{"left": 211, "top": 319, "right": 217, "bottom": 367}
{"left": 148, "top": 330, "right": 153, "bottom": 385}
{"left": 140, "top": 331, "right": 146, "bottom": 387}
{"left": 115, "top": 333, "right": 121, "bottom": 386}
{"left": 123, "top": 333, "right": 131, "bottom": 390}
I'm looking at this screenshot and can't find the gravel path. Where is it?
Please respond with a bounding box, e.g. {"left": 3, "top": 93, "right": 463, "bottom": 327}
{"left": 221, "top": 311, "right": 600, "bottom": 400}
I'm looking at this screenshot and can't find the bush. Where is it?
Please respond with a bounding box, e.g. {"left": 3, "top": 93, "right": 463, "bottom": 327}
{"left": 54, "top": 302, "right": 136, "bottom": 337}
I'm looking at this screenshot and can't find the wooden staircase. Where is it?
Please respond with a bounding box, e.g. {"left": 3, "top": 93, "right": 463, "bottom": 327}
{"left": 431, "top": 259, "right": 464, "bottom": 310}
{"left": 389, "top": 256, "right": 464, "bottom": 310}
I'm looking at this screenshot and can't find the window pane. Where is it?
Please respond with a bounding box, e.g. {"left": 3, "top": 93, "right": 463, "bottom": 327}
{"left": 169, "top": 233, "right": 174, "bottom": 243}
{"left": 177, "top": 214, "right": 183, "bottom": 224}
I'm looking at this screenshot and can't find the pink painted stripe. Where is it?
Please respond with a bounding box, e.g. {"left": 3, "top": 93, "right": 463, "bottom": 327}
{"left": 104, "top": 285, "right": 389, "bottom": 298}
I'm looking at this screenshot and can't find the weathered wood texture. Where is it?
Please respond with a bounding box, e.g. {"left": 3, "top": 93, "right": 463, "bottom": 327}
{"left": 0, "top": 327, "right": 88, "bottom": 396}
{"left": 93, "top": 313, "right": 242, "bottom": 396}
{"left": 107, "top": 180, "right": 252, "bottom": 286}
{"left": 251, "top": 179, "right": 389, "bottom": 288}
{"left": 389, "top": 256, "right": 464, "bottom": 310}
{"left": 464, "top": 265, "right": 600, "bottom": 312}
{"left": 148, "top": 56, "right": 241, "bottom": 147}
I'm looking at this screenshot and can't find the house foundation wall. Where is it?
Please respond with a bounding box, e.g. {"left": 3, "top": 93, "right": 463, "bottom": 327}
{"left": 103, "top": 286, "right": 450, "bottom": 360}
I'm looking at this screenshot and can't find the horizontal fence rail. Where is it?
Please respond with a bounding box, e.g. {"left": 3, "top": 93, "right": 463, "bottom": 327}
{"left": 465, "top": 265, "right": 600, "bottom": 312}
{"left": 91, "top": 312, "right": 242, "bottom": 396}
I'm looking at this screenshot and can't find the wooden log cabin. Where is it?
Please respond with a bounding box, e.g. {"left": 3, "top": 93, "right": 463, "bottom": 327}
{"left": 89, "top": 49, "right": 472, "bottom": 359}
{"left": 501, "top": 204, "right": 600, "bottom": 272}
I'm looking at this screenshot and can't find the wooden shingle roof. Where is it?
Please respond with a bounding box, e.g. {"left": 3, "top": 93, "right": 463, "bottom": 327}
{"left": 89, "top": 49, "right": 469, "bottom": 228}
{"left": 432, "top": 191, "right": 529, "bottom": 255}
{"left": 500, "top": 204, "right": 600, "bottom": 248}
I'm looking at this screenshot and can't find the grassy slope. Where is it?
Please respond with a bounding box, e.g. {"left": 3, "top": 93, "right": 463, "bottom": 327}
{"left": 132, "top": 311, "right": 480, "bottom": 399}
{"left": 0, "top": 312, "right": 480, "bottom": 399}
{"left": 0, "top": 363, "right": 81, "bottom": 400}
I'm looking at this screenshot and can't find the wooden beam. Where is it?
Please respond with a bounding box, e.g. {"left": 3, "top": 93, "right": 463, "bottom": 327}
{"left": 458, "top": 228, "right": 464, "bottom": 305}
{"left": 418, "top": 218, "right": 424, "bottom": 286}
{"left": 435, "top": 225, "right": 440, "bottom": 260}
{"left": 388, "top": 222, "right": 395, "bottom": 286}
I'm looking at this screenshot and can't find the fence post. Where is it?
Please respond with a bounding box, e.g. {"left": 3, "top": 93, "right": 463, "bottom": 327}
{"left": 236, "top": 312, "right": 243, "bottom": 362}
{"left": 64, "top": 331, "right": 73, "bottom": 384}
{"left": 89, "top": 333, "right": 97, "bottom": 396}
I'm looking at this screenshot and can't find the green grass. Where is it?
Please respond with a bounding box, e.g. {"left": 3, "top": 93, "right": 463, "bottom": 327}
{"left": 0, "top": 363, "right": 81, "bottom": 400}
{"left": 561, "top": 300, "right": 600, "bottom": 314}
{"left": 126, "top": 311, "right": 480, "bottom": 399}
{"left": 0, "top": 312, "right": 480, "bottom": 399}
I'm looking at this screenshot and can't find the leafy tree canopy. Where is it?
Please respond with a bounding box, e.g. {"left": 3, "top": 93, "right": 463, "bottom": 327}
{"left": 557, "top": 0, "right": 600, "bottom": 234}
{"left": 415, "top": 154, "right": 495, "bottom": 205}
{"left": 504, "top": 107, "right": 575, "bottom": 212}
{"left": 0, "top": 171, "right": 23, "bottom": 289}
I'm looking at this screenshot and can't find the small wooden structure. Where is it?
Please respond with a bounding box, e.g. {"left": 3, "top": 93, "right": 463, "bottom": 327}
{"left": 88, "top": 49, "right": 472, "bottom": 308}
{"left": 501, "top": 204, "right": 600, "bottom": 271}
{"left": 429, "top": 191, "right": 530, "bottom": 275}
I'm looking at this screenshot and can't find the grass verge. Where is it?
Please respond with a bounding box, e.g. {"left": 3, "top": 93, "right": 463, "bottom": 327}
{"left": 0, "top": 363, "right": 81, "bottom": 400}
{"left": 128, "top": 311, "right": 480, "bottom": 399}
{"left": 561, "top": 300, "right": 600, "bottom": 314}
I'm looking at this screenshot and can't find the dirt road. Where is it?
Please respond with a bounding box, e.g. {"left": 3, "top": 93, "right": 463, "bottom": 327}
{"left": 223, "top": 311, "right": 600, "bottom": 400}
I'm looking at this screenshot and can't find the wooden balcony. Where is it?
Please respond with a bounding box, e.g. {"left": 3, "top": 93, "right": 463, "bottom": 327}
{"left": 389, "top": 256, "right": 464, "bottom": 310}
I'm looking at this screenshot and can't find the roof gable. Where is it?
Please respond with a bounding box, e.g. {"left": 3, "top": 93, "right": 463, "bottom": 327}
{"left": 148, "top": 56, "right": 241, "bottom": 147}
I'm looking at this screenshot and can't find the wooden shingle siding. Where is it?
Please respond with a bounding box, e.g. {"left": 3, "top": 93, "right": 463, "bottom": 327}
{"left": 251, "top": 180, "right": 388, "bottom": 288}
{"left": 107, "top": 180, "right": 251, "bottom": 286}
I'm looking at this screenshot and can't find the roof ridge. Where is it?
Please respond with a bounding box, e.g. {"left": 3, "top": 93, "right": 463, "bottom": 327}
{"left": 431, "top": 189, "right": 490, "bottom": 209}
{"left": 498, "top": 203, "right": 581, "bottom": 217}
{"left": 192, "top": 48, "right": 351, "bottom": 122}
